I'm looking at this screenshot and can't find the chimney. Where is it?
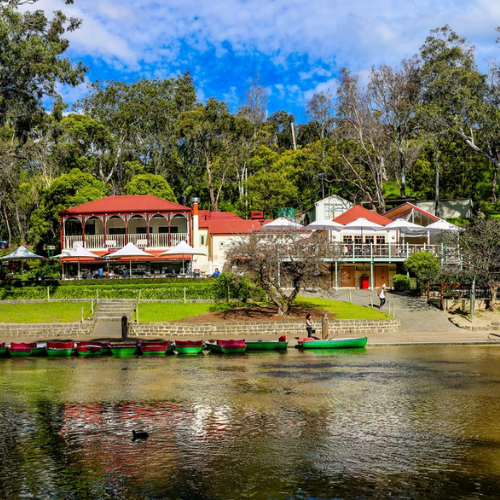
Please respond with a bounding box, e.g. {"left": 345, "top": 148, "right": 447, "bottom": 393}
{"left": 191, "top": 197, "right": 200, "bottom": 250}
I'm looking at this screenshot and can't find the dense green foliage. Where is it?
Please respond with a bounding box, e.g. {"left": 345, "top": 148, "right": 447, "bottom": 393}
{"left": 0, "top": 278, "right": 268, "bottom": 301}
{"left": 403, "top": 251, "right": 441, "bottom": 290}
{"left": 1, "top": 3, "right": 500, "bottom": 249}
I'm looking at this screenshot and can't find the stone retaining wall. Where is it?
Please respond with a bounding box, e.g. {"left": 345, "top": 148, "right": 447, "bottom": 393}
{"left": 129, "top": 319, "right": 400, "bottom": 338}
{"left": 0, "top": 322, "right": 94, "bottom": 338}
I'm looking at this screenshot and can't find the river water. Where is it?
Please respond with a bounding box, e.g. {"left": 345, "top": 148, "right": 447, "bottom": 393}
{"left": 1, "top": 346, "right": 500, "bottom": 499}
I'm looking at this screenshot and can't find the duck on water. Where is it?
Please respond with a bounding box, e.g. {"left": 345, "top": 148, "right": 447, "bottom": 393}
{"left": 132, "top": 430, "right": 149, "bottom": 440}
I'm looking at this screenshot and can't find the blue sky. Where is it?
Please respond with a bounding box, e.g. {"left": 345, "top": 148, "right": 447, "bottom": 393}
{"left": 38, "top": 0, "right": 500, "bottom": 123}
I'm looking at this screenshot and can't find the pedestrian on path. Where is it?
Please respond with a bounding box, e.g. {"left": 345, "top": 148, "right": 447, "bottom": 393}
{"left": 305, "top": 313, "right": 315, "bottom": 337}
{"left": 378, "top": 283, "right": 386, "bottom": 310}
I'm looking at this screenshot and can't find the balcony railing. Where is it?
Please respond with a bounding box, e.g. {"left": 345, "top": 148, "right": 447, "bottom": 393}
{"left": 334, "top": 242, "right": 461, "bottom": 263}
{"left": 63, "top": 233, "right": 189, "bottom": 251}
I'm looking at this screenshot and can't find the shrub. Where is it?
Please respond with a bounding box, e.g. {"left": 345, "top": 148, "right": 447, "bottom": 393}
{"left": 392, "top": 274, "right": 411, "bottom": 291}
{"left": 211, "top": 273, "right": 265, "bottom": 302}
{"left": 404, "top": 251, "right": 441, "bottom": 291}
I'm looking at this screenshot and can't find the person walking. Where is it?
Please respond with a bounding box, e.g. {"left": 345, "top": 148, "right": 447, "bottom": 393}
{"left": 305, "top": 313, "right": 315, "bottom": 337}
{"left": 378, "top": 283, "right": 386, "bottom": 310}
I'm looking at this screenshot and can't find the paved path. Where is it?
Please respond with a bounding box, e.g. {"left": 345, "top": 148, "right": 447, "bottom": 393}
{"left": 303, "top": 288, "right": 498, "bottom": 345}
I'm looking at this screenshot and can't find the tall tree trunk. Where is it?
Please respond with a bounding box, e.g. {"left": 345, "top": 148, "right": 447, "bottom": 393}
{"left": 435, "top": 148, "right": 440, "bottom": 218}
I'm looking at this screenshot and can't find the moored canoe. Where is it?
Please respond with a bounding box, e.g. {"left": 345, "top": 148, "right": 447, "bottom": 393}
{"left": 299, "top": 337, "right": 368, "bottom": 349}
{"left": 110, "top": 343, "right": 138, "bottom": 356}
{"left": 140, "top": 342, "right": 173, "bottom": 356}
{"left": 76, "top": 345, "right": 103, "bottom": 357}
{"left": 47, "top": 341, "right": 75, "bottom": 357}
{"left": 246, "top": 336, "right": 288, "bottom": 351}
{"left": 0, "top": 342, "right": 8, "bottom": 356}
{"left": 9, "top": 342, "right": 37, "bottom": 357}
{"left": 175, "top": 340, "right": 204, "bottom": 355}
{"left": 207, "top": 339, "right": 246, "bottom": 354}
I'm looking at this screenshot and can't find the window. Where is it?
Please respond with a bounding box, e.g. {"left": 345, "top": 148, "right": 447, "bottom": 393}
{"left": 376, "top": 236, "right": 386, "bottom": 245}
{"left": 200, "top": 235, "right": 205, "bottom": 245}
{"left": 109, "top": 227, "right": 125, "bottom": 235}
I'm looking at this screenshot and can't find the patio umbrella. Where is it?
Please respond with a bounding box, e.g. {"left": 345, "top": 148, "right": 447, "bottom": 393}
{"left": 261, "top": 217, "right": 305, "bottom": 231}
{"left": 52, "top": 246, "right": 101, "bottom": 278}
{"left": 425, "top": 219, "right": 462, "bottom": 232}
{"left": 343, "top": 218, "right": 385, "bottom": 236}
{"left": 0, "top": 245, "right": 46, "bottom": 277}
{"left": 384, "top": 218, "right": 425, "bottom": 232}
{"left": 107, "top": 242, "right": 155, "bottom": 277}
{"left": 160, "top": 241, "right": 207, "bottom": 274}
{"left": 305, "top": 219, "right": 345, "bottom": 231}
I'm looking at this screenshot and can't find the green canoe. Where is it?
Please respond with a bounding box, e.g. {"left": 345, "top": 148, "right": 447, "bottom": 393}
{"left": 110, "top": 343, "right": 138, "bottom": 356}
{"left": 300, "top": 337, "right": 368, "bottom": 349}
{"left": 0, "top": 343, "right": 8, "bottom": 356}
{"left": 245, "top": 340, "right": 288, "bottom": 351}
{"left": 174, "top": 340, "right": 204, "bottom": 355}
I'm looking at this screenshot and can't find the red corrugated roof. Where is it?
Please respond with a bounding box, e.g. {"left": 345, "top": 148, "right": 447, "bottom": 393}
{"left": 198, "top": 210, "right": 243, "bottom": 222}
{"left": 333, "top": 206, "right": 391, "bottom": 225}
{"left": 59, "top": 195, "right": 190, "bottom": 215}
{"left": 200, "top": 219, "right": 267, "bottom": 235}
{"left": 383, "top": 202, "right": 440, "bottom": 221}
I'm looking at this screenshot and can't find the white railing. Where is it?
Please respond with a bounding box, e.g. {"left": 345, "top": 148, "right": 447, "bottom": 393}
{"left": 63, "top": 233, "right": 189, "bottom": 250}
{"left": 335, "top": 243, "right": 460, "bottom": 262}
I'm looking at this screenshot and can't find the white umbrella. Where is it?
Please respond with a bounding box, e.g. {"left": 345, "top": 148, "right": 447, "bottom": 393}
{"left": 261, "top": 217, "right": 305, "bottom": 231}
{"left": 305, "top": 219, "right": 345, "bottom": 231}
{"left": 1, "top": 245, "right": 46, "bottom": 277}
{"left": 160, "top": 241, "right": 207, "bottom": 274}
{"left": 425, "top": 219, "right": 462, "bottom": 232}
{"left": 52, "top": 246, "right": 101, "bottom": 278}
{"left": 107, "top": 242, "right": 154, "bottom": 277}
{"left": 384, "top": 218, "right": 425, "bottom": 232}
{"left": 343, "top": 217, "right": 385, "bottom": 238}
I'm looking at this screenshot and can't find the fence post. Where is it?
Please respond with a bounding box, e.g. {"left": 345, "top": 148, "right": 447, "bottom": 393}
{"left": 440, "top": 283, "right": 444, "bottom": 311}
{"left": 183, "top": 287, "right": 186, "bottom": 303}
{"left": 349, "top": 289, "right": 352, "bottom": 303}
{"left": 96, "top": 289, "right": 99, "bottom": 303}
{"left": 91, "top": 298, "right": 94, "bottom": 315}
{"left": 81, "top": 307, "right": 84, "bottom": 323}
{"left": 47, "top": 286, "right": 50, "bottom": 302}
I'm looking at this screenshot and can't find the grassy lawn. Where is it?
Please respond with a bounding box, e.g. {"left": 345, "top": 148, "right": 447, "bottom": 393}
{"left": 0, "top": 302, "right": 92, "bottom": 323}
{"left": 0, "top": 298, "right": 390, "bottom": 323}
{"left": 136, "top": 298, "right": 390, "bottom": 322}
{"left": 136, "top": 302, "right": 215, "bottom": 322}
{"left": 295, "top": 297, "right": 391, "bottom": 320}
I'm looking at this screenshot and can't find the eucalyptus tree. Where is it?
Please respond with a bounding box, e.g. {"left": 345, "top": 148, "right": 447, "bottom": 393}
{"left": 76, "top": 73, "right": 196, "bottom": 193}
{"left": 306, "top": 89, "right": 335, "bottom": 141}
{"left": 0, "top": 0, "right": 86, "bottom": 139}
{"left": 334, "top": 67, "right": 389, "bottom": 212}
{"left": 177, "top": 98, "right": 252, "bottom": 211}
{"left": 369, "top": 59, "right": 422, "bottom": 199}
{"left": 418, "top": 26, "right": 500, "bottom": 202}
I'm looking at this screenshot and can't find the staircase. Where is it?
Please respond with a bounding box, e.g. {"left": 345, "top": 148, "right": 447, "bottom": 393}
{"left": 92, "top": 299, "right": 136, "bottom": 338}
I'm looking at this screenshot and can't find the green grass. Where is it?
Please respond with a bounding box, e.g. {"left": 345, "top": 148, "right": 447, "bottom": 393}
{"left": 136, "top": 302, "right": 215, "bottom": 322}
{"left": 136, "top": 298, "right": 390, "bottom": 322}
{"left": 294, "top": 297, "right": 391, "bottom": 319}
{"left": 0, "top": 302, "right": 92, "bottom": 323}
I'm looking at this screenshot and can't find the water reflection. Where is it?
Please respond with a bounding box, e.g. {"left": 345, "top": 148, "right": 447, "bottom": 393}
{"left": 1, "top": 346, "right": 500, "bottom": 498}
